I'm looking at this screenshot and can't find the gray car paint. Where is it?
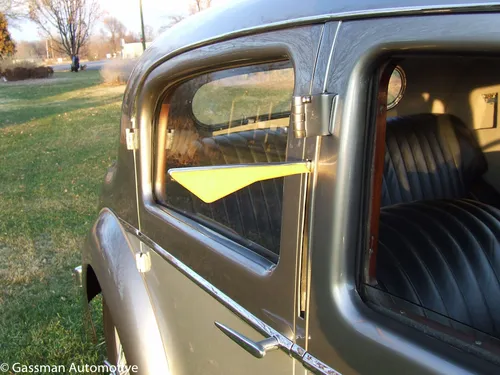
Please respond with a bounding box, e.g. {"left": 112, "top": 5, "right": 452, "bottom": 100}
{"left": 81, "top": 1, "right": 500, "bottom": 374}
{"left": 134, "top": 25, "right": 322, "bottom": 373}
{"left": 307, "top": 13, "right": 500, "bottom": 375}
{"left": 142, "top": 245, "right": 296, "bottom": 374}
{"left": 82, "top": 210, "right": 169, "bottom": 373}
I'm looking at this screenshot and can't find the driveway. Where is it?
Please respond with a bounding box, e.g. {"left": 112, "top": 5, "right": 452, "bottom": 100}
{"left": 51, "top": 60, "right": 107, "bottom": 72}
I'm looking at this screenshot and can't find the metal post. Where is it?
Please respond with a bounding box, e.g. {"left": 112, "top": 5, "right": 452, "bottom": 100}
{"left": 139, "top": 0, "right": 147, "bottom": 51}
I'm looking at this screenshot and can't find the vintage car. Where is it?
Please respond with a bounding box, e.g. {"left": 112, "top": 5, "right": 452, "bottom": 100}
{"left": 75, "top": 0, "right": 500, "bottom": 373}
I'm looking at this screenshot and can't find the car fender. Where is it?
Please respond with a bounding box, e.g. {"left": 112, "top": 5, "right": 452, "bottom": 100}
{"left": 82, "top": 208, "right": 170, "bottom": 375}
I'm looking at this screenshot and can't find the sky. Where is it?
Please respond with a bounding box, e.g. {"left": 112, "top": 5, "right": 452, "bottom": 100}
{"left": 10, "top": 0, "right": 228, "bottom": 42}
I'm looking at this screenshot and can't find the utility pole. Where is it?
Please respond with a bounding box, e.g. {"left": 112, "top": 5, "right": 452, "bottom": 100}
{"left": 139, "top": 0, "right": 146, "bottom": 51}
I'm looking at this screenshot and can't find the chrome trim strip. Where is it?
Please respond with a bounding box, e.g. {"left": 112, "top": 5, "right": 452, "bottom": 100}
{"left": 73, "top": 265, "right": 83, "bottom": 287}
{"left": 132, "top": 145, "right": 142, "bottom": 232}
{"left": 323, "top": 21, "right": 342, "bottom": 94}
{"left": 303, "top": 353, "right": 342, "bottom": 375}
{"left": 309, "top": 23, "right": 325, "bottom": 95}
{"left": 118, "top": 218, "right": 342, "bottom": 375}
{"left": 103, "top": 360, "right": 118, "bottom": 375}
{"left": 132, "top": 2, "right": 500, "bottom": 116}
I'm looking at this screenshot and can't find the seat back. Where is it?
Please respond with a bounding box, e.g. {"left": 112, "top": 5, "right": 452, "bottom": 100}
{"left": 382, "top": 114, "right": 487, "bottom": 206}
{"left": 165, "top": 128, "right": 288, "bottom": 254}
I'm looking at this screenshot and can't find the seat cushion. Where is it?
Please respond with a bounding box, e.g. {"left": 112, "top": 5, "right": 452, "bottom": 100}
{"left": 377, "top": 199, "right": 500, "bottom": 337}
{"left": 382, "top": 114, "right": 487, "bottom": 206}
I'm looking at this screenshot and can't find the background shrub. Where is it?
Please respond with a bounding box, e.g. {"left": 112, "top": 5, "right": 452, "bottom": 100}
{"left": 100, "top": 59, "right": 136, "bottom": 85}
{"left": 0, "top": 60, "right": 54, "bottom": 81}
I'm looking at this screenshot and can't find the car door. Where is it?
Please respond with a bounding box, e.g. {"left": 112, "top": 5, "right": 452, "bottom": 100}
{"left": 132, "top": 25, "right": 323, "bottom": 374}
{"left": 305, "top": 13, "right": 500, "bottom": 375}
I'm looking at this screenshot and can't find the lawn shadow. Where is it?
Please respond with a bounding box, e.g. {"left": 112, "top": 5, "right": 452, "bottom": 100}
{"left": 0, "top": 94, "right": 124, "bottom": 128}
{"left": 0, "top": 71, "right": 125, "bottom": 128}
{"left": 0, "top": 71, "right": 103, "bottom": 102}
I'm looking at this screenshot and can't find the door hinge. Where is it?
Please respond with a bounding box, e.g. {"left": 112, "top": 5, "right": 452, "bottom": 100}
{"left": 136, "top": 251, "right": 151, "bottom": 273}
{"left": 291, "top": 93, "right": 337, "bottom": 138}
{"left": 126, "top": 128, "right": 139, "bottom": 150}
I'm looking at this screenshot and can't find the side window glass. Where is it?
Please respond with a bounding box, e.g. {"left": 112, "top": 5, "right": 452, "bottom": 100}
{"left": 156, "top": 61, "right": 294, "bottom": 261}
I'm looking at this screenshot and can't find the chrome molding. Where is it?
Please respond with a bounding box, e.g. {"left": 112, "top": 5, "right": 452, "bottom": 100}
{"left": 103, "top": 360, "right": 118, "bottom": 375}
{"left": 132, "top": 2, "right": 500, "bottom": 116}
{"left": 73, "top": 265, "right": 83, "bottom": 287}
{"left": 386, "top": 65, "right": 407, "bottom": 110}
{"left": 309, "top": 23, "right": 326, "bottom": 95}
{"left": 118, "top": 219, "right": 341, "bottom": 375}
{"left": 303, "top": 353, "right": 342, "bottom": 375}
{"left": 323, "top": 21, "right": 342, "bottom": 94}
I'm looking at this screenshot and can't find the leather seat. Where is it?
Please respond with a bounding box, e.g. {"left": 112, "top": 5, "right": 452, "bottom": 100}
{"left": 382, "top": 114, "right": 492, "bottom": 206}
{"left": 377, "top": 199, "right": 500, "bottom": 337}
{"left": 375, "top": 115, "right": 500, "bottom": 338}
{"left": 165, "top": 128, "right": 287, "bottom": 256}
{"left": 167, "top": 113, "right": 498, "bottom": 260}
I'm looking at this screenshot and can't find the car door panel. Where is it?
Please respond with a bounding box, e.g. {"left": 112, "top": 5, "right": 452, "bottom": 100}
{"left": 134, "top": 26, "right": 323, "bottom": 373}
{"left": 140, "top": 245, "right": 294, "bottom": 375}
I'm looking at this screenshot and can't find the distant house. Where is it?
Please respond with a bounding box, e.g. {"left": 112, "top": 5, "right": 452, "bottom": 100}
{"left": 121, "top": 41, "right": 153, "bottom": 59}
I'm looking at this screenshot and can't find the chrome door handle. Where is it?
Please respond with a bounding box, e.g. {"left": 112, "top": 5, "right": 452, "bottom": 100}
{"left": 215, "top": 321, "right": 280, "bottom": 358}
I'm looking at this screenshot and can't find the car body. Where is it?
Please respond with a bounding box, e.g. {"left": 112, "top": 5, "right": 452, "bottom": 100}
{"left": 78, "top": 0, "right": 500, "bottom": 374}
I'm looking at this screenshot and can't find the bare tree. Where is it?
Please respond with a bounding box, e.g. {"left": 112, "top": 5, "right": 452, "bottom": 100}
{"left": 158, "top": 14, "right": 184, "bottom": 34}
{"left": 0, "top": 0, "right": 26, "bottom": 21}
{"left": 102, "top": 16, "right": 126, "bottom": 53}
{"left": 189, "top": 0, "right": 211, "bottom": 14}
{"left": 123, "top": 31, "right": 140, "bottom": 43}
{"left": 85, "top": 34, "right": 108, "bottom": 60}
{"left": 14, "top": 40, "right": 46, "bottom": 58}
{"left": 159, "top": 0, "right": 211, "bottom": 34}
{"left": 144, "top": 24, "right": 154, "bottom": 42}
{"left": 28, "top": 0, "right": 100, "bottom": 58}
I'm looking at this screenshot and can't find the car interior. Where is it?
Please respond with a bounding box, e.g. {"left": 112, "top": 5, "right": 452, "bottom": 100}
{"left": 156, "top": 55, "right": 500, "bottom": 353}
{"left": 367, "top": 55, "right": 500, "bottom": 349}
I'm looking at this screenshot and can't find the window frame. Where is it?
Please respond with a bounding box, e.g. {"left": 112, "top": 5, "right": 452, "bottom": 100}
{"left": 305, "top": 14, "right": 500, "bottom": 375}
{"left": 133, "top": 25, "right": 324, "bottom": 340}
{"left": 153, "top": 58, "right": 295, "bottom": 262}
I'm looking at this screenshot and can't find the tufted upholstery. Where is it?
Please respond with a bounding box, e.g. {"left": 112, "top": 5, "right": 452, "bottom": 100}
{"left": 166, "top": 113, "right": 497, "bottom": 263}
{"left": 165, "top": 128, "right": 287, "bottom": 255}
{"left": 376, "top": 114, "right": 500, "bottom": 336}
{"left": 377, "top": 199, "right": 500, "bottom": 336}
{"left": 382, "top": 114, "right": 488, "bottom": 206}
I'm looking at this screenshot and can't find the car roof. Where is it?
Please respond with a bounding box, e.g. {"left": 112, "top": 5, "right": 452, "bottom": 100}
{"left": 124, "top": 0, "right": 500, "bottom": 116}
{"left": 154, "top": 0, "right": 500, "bottom": 58}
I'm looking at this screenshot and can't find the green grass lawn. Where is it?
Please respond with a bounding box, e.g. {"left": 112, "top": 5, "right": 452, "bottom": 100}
{"left": 0, "top": 71, "right": 124, "bottom": 372}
